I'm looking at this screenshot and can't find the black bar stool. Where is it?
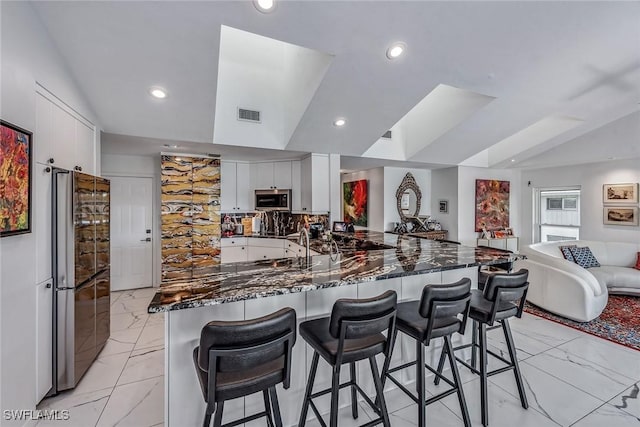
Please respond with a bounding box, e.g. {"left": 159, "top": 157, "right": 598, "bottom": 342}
{"left": 435, "top": 269, "right": 529, "bottom": 426}
{"left": 192, "top": 307, "right": 297, "bottom": 427}
{"left": 298, "top": 290, "right": 397, "bottom": 427}
{"left": 381, "top": 278, "right": 472, "bottom": 427}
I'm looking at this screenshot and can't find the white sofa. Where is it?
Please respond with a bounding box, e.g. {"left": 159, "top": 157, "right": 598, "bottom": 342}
{"left": 515, "top": 240, "right": 640, "bottom": 322}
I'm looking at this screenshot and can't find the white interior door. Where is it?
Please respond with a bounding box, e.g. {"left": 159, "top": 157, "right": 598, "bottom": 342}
{"left": 109, "top": 176, "right": 153, "bottom": 291}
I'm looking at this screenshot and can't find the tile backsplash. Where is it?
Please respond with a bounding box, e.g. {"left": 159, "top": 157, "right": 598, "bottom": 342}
{"left": 221, "top": 211, "right": 329, "bottom": 236}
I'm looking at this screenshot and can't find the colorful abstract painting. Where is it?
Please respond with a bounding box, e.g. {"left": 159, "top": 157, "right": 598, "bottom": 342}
{"left": 1, "top": 121, "right": 32, "bottom": 237}
{"left": 343, "top": 179, "right": 368, "bottom": 226}
{"left": 475, "top": 179, "right": 510, "bottom": 232}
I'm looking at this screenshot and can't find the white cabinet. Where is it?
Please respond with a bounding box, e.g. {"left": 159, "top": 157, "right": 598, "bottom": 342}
{"left": 35, "top": 164, "right": 52, "bottom": 284}
{"left": 220, "top": 161, "right": 236, "bottom": 211}
{"left": 221, "top": 161, "right": 253, "bottom": 211}
{"left": 221, "top": 246, "right": 247, "bottom": 263}
{"left": 35, "top": 92, "right": 96, "bottom": 174}
{"left": 250, "top": 161, "right": 292, "bottom": 190}
{"left": 247, "top": 246, "right": 284, "bottom": 261}
{"left": 251, "top": 162, "right": 274, "bottom": 190}
{"left": 299, "top": 154, "right": 330, "bottom": 213}
{"left": 52, "top": 104, "right": 76, "bottom": 171}
{"left": 75, "top": 121, "right": 95, "bottom": 174}
{"left": 477, "top": 237, "right": 519, "bottom": 252}
{"left": 36, "top": 278, "right": 53, "bottom": 403}
{"left": 221, "top": 237, "right": 248, "bottom": 263}
{"left": 35, "top": 93, "right": 55, "bottom": 165}
{"left": 291, "top": 160, "right": 302, "bottom": 212}
{"left": 273, "top": 161, "right": 292, "bottom": 189}
{"left": 222, "top": 238, "right": 318, "bottom": 263}
{"left": 235, "top": 162, "right": 252, "bottom": 210}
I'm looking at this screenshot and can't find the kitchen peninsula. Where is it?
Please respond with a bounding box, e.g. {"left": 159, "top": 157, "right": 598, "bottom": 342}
{"left": 149, "top": 231, "right": 523, "bottom": 427}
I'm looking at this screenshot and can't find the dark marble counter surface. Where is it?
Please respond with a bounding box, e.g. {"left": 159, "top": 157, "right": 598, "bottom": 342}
{"left": 148, "top": 231, "right": 524, "bottom": 313}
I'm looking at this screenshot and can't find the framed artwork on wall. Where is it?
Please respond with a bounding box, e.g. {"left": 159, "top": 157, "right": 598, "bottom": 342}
{"left": 603, "top": 206, "right": 638, "bottom": 226}
{"left": 343, "top": 179, "right": 368, "bottom": 226}
{"left": 603, "top": 183, "right": 638, "bottom": 204}
{"left": 439, "top": 200, "right": 448, "bottom": 213}
{"left": 475, "top": 179, "right": 510, "bottom": 232}
{"left": 1, "top": 120, "right": 32, "bottom": 237}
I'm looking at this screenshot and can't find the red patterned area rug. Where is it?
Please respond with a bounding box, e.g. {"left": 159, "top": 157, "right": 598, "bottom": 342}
{"left": 524, "top": 295, "right": 640, "bottom": 351}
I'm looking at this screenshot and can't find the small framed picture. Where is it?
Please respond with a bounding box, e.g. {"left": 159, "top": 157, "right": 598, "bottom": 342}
{"left": 505, "top": 227, "right": 513, "bottom": 236}
{"left": 603, "top": 183, "right": 638, "bottom": 204}
{"left": 439, "top": 200, "right": 448, "bottom": 213}
{"left": 603, "top": 206, "right": 638, "bottom": 226}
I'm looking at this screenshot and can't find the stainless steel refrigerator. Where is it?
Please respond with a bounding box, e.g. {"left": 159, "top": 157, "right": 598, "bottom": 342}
{"left": 51, "top": 169, "right": 110, "bottom": 393}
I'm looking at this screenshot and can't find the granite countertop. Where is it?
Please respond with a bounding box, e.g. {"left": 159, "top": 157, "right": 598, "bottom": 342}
{"left": 148, "top": 231, "right": 524, "bottom": 313}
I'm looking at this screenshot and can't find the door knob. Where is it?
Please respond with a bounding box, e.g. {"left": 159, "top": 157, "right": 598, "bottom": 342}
{"left": 140, "top": 237, "right": 151, "bottom": 242}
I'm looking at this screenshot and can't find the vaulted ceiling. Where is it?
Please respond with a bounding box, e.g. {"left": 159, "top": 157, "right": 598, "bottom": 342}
{"left": 31, "top": 1, "right": 640, "bottom": 168}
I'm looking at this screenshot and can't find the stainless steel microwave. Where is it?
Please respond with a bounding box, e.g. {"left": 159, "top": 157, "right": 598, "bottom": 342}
{"left": 255, "top": 189, "right": 292, "bottom": 211}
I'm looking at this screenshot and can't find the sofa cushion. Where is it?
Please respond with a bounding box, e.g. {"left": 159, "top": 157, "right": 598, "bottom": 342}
{"left": 570, "top": 246, "right": 601, "bottom": 269}
{"left": 635, "top": 252, "right": 640, "bottom": 270}
{"left": 559, "top": 245, "right": 577, "bottom": 262}
{"left": 590, "top": 266, "right": 640, "bottom": 290}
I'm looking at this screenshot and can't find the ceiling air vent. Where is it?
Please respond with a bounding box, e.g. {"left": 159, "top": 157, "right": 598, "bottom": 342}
{"left": 382, "top": 130, "right": 392, "bottom": 139}
{"left": 237, "top": 108, "right": 261, "bottom": 123}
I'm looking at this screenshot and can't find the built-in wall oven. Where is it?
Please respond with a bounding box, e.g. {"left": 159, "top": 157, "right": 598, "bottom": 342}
{"left": 255, "top": 189, "right": 292, "bottom": 211}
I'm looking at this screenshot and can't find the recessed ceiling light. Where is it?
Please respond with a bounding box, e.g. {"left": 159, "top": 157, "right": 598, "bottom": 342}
{"left": 386, "top": 42, "right": 406, "bottom": 60}
{"left": 149, "top": 87, "right": 167, "bottom": 99}
{"left": 607, "top": 156, "right": 616, "bottom": 160}
{"left": 163, "top": 144, "right": 179, "bottom": 149}
{"left": 333, "top": 118, "right": 346, "bottom": 127}
{"left": 254, "top": 0, "right": 275, "bottom": 13}
{"left": 511, "top": 159, "right": 516, "bottom": 162}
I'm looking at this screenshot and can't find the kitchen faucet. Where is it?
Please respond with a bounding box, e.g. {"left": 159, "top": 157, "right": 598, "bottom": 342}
{"left": 298, "top": 228, "right": 310, "bottom": 260}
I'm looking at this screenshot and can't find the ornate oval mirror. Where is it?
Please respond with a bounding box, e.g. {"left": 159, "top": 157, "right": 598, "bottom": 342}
{"left": 396, "top": 173, "right": 422, "bottom": 222}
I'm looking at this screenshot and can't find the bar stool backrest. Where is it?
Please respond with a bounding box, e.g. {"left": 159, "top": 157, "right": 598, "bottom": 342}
{"left": 419, "top": 278, "right": 472, "bottom": 340}
{"left": 483, "top": 269, "right": 529, "bottom": 323}
{"left": 198, "top": 307, "right": 297, "bottom": 391}
{"left": 329, "top": 290, "right": 397, "bottom": 339}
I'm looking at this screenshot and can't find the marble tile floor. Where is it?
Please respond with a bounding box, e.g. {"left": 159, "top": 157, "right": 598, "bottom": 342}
{"left": 38, "top": 288, "right": 640, "bottom": 427}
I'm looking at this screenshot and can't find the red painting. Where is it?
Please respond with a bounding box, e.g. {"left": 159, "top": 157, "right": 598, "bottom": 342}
{"left": 1, "top": 121, "right": 32, "bottom": 237}
{"left": 343, "top": 179, "right": 368, "bottom": 226}
{"left": 475, "top": 179, "right": 509, "bottom": 232}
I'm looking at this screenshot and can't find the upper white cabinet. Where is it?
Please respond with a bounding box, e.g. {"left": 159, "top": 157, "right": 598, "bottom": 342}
{"left": 75, "top": 121, "right": 95, "bottom": 174}
{"left": 273, "top": 161, "right": 292, "bottom": 189}
{"left": 35, "top": 93, "right": 55, "bottom": 165}
{"left": 235, "top": 163, "right": 252, "bottom": 210}
{"left": 299, "top": 154, "right": 330, "bottom": 213}
{"left": 251, "top": 161, "right": 292, "bottom": 190}
{"left": 221, "top": 161, "right": 253, "bottom": 211}
{"left": 51, "top": 103, "right": 75, "bottom": 170}
{"left": 221, "top": 161, "right": 237, "bottom": 211}
{"left": 291, "top": 160, "right": 302, "bottom": 212}
{"left": 35, "top": 92, "right": 96, "bottom": 175}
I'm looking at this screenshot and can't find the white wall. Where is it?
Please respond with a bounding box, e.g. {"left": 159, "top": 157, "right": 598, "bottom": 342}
{"left": 0, "top": 2, "right": 99, "bottom": 423}
{"left": 521, "top": 158, "right": 640, "bottom": 246}
{"left": 101, "top": 153, "right": 162, "bottom": 286}
{"left": 383, "top": 167, "right": 431, "bottom": 231}
{"left": 457, "top": 166, "right": 522, "bottom": 247}
{"left": 430, "top": 167, "right": 459, "bottom": 240}
{"left": 341, "top": 168, "right": 384, "bottom": 231}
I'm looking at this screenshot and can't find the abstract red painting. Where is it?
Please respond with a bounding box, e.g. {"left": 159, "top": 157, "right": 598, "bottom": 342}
{"left": 475, "top": 179, "right": 509, "bottom": 232}
{"left": 343, "top": 179, "right": 368, "bottom": 226}
{"left": 1, "top": 121, "right": 32, "bottom": 237}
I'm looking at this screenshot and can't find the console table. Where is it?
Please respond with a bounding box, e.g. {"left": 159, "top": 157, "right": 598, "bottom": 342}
{"left": 477, "top": 236, "right": 519, "bottom": 252}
